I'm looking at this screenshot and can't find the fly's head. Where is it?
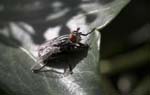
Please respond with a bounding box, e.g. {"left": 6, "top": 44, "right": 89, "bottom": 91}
{"left": 69, "top": 27, "right": 95, "bottom": 44}
{"left": 69, "top": 28, "right": 82, "bottom": 43}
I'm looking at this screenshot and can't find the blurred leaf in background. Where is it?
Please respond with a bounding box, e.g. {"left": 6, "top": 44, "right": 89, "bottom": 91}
{"left": 100, "top": 0, "right": 150, "bottom": 95}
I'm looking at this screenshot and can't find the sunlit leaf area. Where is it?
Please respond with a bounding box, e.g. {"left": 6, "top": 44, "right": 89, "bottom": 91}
{"left": 0, "top": 0, "right": 149, "bottom": 95}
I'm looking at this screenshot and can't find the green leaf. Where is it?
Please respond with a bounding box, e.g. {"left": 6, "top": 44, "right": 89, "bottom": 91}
{"left": 0, "top": 29, "right": 101, "bottom": 95}
{"left": 0, "top": 0, "right": 130, "bottom": 95}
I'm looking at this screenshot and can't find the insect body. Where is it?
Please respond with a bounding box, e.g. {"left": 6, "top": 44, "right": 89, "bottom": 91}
{"left": 31, "top": 27, "right": 96, "bottom": 75}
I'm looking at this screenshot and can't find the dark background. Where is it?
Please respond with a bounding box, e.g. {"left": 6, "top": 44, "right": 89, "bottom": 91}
{"left": 100, "top": 0, "right": 150, "bottom": 95}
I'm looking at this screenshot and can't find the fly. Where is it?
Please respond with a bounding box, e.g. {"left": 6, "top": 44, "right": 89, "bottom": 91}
{"left": 31, "top": 27, "right": 96, "bottom": 75}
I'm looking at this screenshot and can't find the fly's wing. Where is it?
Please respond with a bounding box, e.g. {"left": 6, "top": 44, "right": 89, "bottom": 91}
{"left": 38, "top": 34, "right": 70, "bottom": 62}
{"left": 52, "top": 34, "right": 70, "bottom": 46}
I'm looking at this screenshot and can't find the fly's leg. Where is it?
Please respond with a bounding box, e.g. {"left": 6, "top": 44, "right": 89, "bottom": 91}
{"left": 80, "top": 27, "right": 97, "bottom": 36}
{"left": 68, "top": 63, "right": 73, "bottom": 74}
{"left": 31, "top": 62, "right": 72, "bottom": 76}
{"left": 63, "top": 63, "right": 73, "bottom": 76}
{"left": 31, "top": 62, "right": 48, "bottom": 73}
{"left": 78, "top": 43, "right": 87, "bottom": 47}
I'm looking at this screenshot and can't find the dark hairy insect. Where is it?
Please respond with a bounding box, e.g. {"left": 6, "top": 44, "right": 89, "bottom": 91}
{"left": 31, "top": 27, "right": 96, "bottom": 75}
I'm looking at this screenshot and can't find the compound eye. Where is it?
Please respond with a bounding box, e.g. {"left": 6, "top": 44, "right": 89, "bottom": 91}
{"left": 69, "top": 34, "right": 76, "bottom": 43}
